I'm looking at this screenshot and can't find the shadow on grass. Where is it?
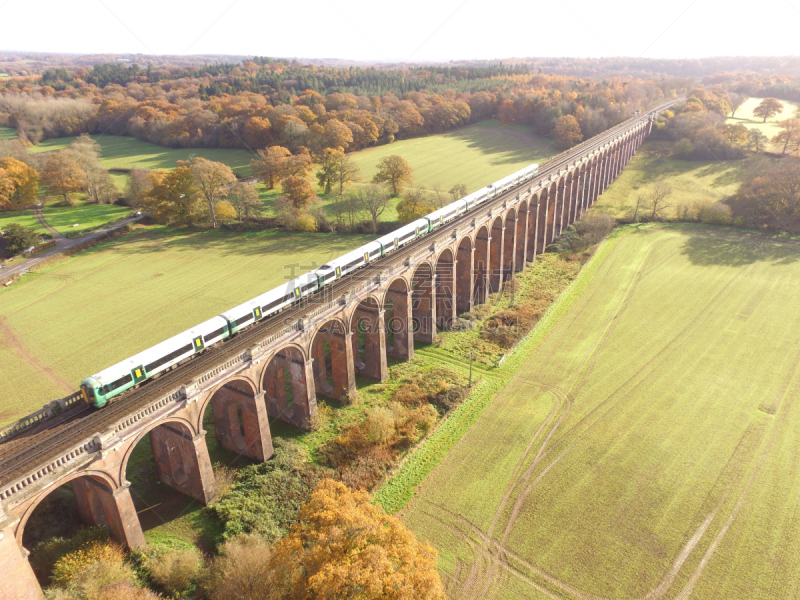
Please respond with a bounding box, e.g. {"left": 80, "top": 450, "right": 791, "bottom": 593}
{"left": 442, "top": 121, "right": 556, "bottom": 165}
{"left": 679, "top": 225, "right": 800, "bottom": 267}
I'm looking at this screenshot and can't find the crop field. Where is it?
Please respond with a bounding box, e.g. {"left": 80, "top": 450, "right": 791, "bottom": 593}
{"left": 0, "top": 227, "right": 369, "bottom": 424}
{"left": 27, "top": 134, "right": 255, "bottom": 175}
{"left": 726, "top": 97, "right": 800, "bottom": 146}
{"left": 593, "top": 140, "right": 763, "bottom": 219}
{"left": 401, "top": 224, "right": 800, "bottom": 599}
{"left": 349, "top": 120, "right": 556, "bottom": 194}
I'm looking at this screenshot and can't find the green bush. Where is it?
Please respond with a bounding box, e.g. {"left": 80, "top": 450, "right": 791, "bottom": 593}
{"left": 136, "top": 545, "right": 202, "bottom": 598}
{"left": 31, "top": 525, "right": 108, "bottom": 584}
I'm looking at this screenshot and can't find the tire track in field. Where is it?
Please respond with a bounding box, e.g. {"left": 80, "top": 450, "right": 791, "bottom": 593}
{"left": 498, "top": 262, "right": 756, "bottom": 551}
{"left": 466, "top": 236, "right": 670, "bottom": 599}
{"left": 0, "top": 317, "right": 73, "bottom": 394}
{"left": 467, "top": 237, "right": 758, "bottom": 599}
{"left": 421, "top": 497, "right": 726, "bottom": 600}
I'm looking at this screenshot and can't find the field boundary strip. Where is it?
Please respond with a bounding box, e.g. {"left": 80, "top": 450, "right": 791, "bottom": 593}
{"left": 373, "top": 225, "right": 635, "bottom": 514}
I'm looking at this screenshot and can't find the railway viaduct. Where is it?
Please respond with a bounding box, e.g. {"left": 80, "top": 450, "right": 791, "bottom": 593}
{"left": 0, "top": 100, "right": 675, "bottom": 599}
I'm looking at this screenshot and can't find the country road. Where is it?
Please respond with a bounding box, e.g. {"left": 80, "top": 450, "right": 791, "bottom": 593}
{"left": 1, "top": 214, "right": 142, "bottom": 282}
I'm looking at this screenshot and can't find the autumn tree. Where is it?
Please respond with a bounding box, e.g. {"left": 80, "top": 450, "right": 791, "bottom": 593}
{"left": 185, "top": 157, "right": 237, "bottom": 228}
{"left": 449, "top": 183, "right": 468, "bottom": 201}
{"left": 728, "top": 93, "right": 747, "bottom": 118}
{"left": 251, "top": 146, "right": 311, "bottom": 189}
{"left": 353, "top": 184, "right": 390, "bottom": 232}
{"left": 0, "top": 157, "right": 38, "bottom": 210}
{"left": 316, "top": 148, "right": 362, "bottom": 196}
{"left": 67, "top": 134, "right": 117, "bottom": 204}
{"left": 753, "top": 98, "right": 784, "bottom": 123}
{"left": 41, "top": 151, "right": 87, "bottom": 205}
{"left": 373, "top": 155, "right": 413, "bottom": 196}
{"left": 747, "top": 129, "right": 768, "bottom": 154}
{"left": 144, "top": 166, "right": 199, "bottom": 226}
{"left": 772, "top": 118, "right": 800, "bottom": 155}
{"left": 263, "top": 479, "right": 446, "bottom": 600}
{"left": 722, "top": 123, "right": 749, "bottom": 147}
{"left": 126, "top": 169, "right": 153, "bottom": 208}
{"left": 281, "top": 175, "right": 317, "bottom": 210}
{"left": 227, "top": 182, "right": 263, "bottom": 224}
{"left": 737, "top": 160, "right": 800, "bottom": 230}
{"left": 552, "top": 114, "right": 583, "bottom": 150}
{"left": 397, "top": 187, "right": 435, "bottom": 224}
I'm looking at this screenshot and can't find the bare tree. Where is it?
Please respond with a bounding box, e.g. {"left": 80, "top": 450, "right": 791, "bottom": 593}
{"left": 353, "top": 183, "right": 390, "bottom": 232}
{"left": 449, "top": 183, "right": 468, "bottom": 201}
{"left": 649, "top": 179, "right": 673, "bottom": 221}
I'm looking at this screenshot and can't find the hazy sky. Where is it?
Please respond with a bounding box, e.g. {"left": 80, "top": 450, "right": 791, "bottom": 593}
{"left": 2, "top": 0, "right": 799, "bottom": 61}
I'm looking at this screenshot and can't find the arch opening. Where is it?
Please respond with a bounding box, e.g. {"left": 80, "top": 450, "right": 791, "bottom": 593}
{"left": 489, "top": 216, "right": 504, "bottom": 293}
{"left": 502, "top": 208, "right": 516, "bottom": 281}
{"left": 412, "top": 263, "right": 436, "bottom": 344}
{"left": 435, "top": 248, "right": 455, "bottom": 330}
{"left": 474, "top": 227, "right": 489, "bottom": 306}
{"left": 263, "top": 345, "right": 316, "bottom": 430}
{"left": 311, "top": 318, "right": 355, "bottom": 400}
{"left": 384, "top": 278, "right": 413, "bottom": 361}
{"left": 203, "top": 378, "right": 272, "bottom": 463}
{"left": 456, "top": 236, "right": 473, "bottom": 313}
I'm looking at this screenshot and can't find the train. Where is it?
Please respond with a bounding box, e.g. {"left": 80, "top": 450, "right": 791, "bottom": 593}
{"left": 80, "top": 163, "right": 539, "bottom": 408}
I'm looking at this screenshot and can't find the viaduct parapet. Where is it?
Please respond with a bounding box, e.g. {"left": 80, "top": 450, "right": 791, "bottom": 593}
{"left": 0, "top": 99, "right": 678, "bottom": 599}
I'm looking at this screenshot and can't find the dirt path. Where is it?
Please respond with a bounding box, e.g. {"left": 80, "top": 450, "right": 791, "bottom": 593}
{"left": 0, "top": 317, "right": 73, "bottom": 393}
{"left": 33, "top": 207, "right": 65, "bottom": 240}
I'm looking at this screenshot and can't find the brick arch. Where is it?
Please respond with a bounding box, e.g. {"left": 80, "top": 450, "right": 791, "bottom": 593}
{"left": 383, "top": 277, "right": 413, "bottom": 363}
{"left": 411, "top": 261, "right": 436, "bottom": 343}
{"left": 350, "top": 296, "right": 388, "bottom": 381}
{"left": 502, "top": 207, "right": 516, "bottom": 283}
{"left": 515, "top": 199, "right": 528, "bottom": 270}
{"left": 261, "top": 344, "right": 316, "bottom": 430}
{"left": 15, "top": 470, "right": 120, "bottom": 546}
{"left": 310, "top": 317, "right": 354, "bottom": 400}
{"left": 197, "top": 376, "right": 271, "bottom": 463}
{"left": 455, "top": 235, "right": 473, "bottom": 313}
{"left": 546, "top": 181, "right": 559, "bottom": 246}
{"left": 488, "top": 215, "right": 504, "bottom": 292}
{"left": 118, "top": 417, "right": 215, "bottom": 509}
{"left": 435, "top": 247, "right": 455, "bottom": 330}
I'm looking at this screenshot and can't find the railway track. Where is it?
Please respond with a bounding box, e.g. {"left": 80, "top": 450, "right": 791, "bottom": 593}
{"left": 0, "top": 98, "right": 680, "bottom": 486}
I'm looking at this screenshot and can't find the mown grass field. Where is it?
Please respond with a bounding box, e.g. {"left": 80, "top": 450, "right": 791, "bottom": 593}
{"left": 40, "top": 201, "right": 130, "bottom": 236}
{"left": 0, "top": 126, "right": 17, "bottom": 139}
{"left": 27, "top": 134, "right": 255, "bottom": 175}
{"left": 349, "top": 120, "right": 555, "bottom": 195}
{"left": 0, "top": 227, "right": 369, "bottom": 424}
{"left": 401, "top": 224, "right": 800, "bottom": 600}
{"left": 593, "top": 139, "right": 762, "bottom": 219}
{"left": 727, "top": 97, "right": 800, "bottom": 147}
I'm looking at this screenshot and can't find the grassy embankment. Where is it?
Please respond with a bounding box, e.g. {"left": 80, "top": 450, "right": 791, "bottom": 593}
{"left": 592, "top": 139, "right": 762, "bottom": 219}
{"left": 726, "top": 96, "right": 800, "bottom": 150}
{"left": 397, "top": 224, "right": 800, "bottom": 600}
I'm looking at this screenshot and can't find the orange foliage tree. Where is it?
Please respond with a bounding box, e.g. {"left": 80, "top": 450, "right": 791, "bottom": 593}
{"left": 0, "top": 157, "right": 38, "bottom": 211}
{"left": 552, "top": 114, "right": 583, "bottom": 150}
{"left": 266, "top": 479, "right": 446, "bottom": 600}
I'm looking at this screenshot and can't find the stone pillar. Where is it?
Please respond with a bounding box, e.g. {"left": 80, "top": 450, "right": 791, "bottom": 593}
{"left": 515, "top": 210, "right": 527, "bottom": 271}
{"left": 313, "top": 326, "right": 357, "bottom": 400}
{"left": 456, "top": 245, "right": 474, "bottom": 313}
{"left": 503, "top": 217, "right": 516, "bottom": 280}
{"left": 489, "top": 224, "right": 503, "bottom": 293}
{"left": 435, "top": 259, "right": 456, "bottom": 330}
{"left": 265, "top": 352, "right": 317, "bottom": 430}
{"left": 211, "top": 386, "right": 273, "bottom": 462}
{"left": 573, "top": 174, "right": 583, "bottom": 222}
{"left": 0, "top": 524, "right": 42, "bottom": 600}
{"left": 149, "top": 425, "right": 218, "bottom": 504}
{"left": 71, "top": 478, "right": 145, "bottom": 549}
{"left": 386, "top": 289, "right": 414, "bottom": 361}
{"left": 560, "top": 181, "right": 571, "bottom": 233}
{"left": 536, "top": 196, "right": 548, "bottom": 254}
{"left": 546, "top": 190, "right": 557, "bottom": 246}
{"left": 353, "top": 302, "right": 388, "bottom": 380}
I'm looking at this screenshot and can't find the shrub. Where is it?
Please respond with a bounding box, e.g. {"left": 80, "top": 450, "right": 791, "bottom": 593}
{"left": 203, "top": 535, "right": 277, "bottom": 600}
{"left": 45, "top": 561, "right": 154, "bottom": 600}
{"left": 212, "top": 464, "right": 238, "bottom": 497}
{"left": 364, "top": 406, "right": 396, "bottom": 444}
{"left": 31, "top": 526, "right": 108, "bottom": 584}
{"left": 699, "top": 202, "right": 732, "bottom": 225}
{"left": 142, "top": 547, "right": 201, "bottom": 598}
{"left": 51, "top": 540, "right": 127, "bottom": 588}
{"left": 672, "top": 137, "right": 694, "bottom": 157}
{"left": 295, "top": 213, "right": 317, "bottom": 232}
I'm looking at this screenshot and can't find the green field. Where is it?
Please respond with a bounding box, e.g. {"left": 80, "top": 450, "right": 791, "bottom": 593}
{"left": 0, "top": 126, "right": 17, "bottom": 139}
{"left": 401, "top": 225, "right": 800, "bottom": 599}
{"left": 0, "top": 208, "right": 45, "bottom": 234}
{"left": 41, "top": 201, "right": 130, "bottom": 236}
{"left": 349, "top": 120, "right": 555, "bottom": 194}
{"left": 727, "top": 97, "right": 800, "bottom": 147}
{"left": 0, "top": 227, "right": 369, "bottom": 424}
{"left": 27, "top": 135, "right": 255, "bottom": 175}
{"left": 593, "top": 140, "right": 756, "bottom": 219}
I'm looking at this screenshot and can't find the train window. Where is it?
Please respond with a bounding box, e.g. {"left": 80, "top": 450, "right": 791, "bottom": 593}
{"left": 235, "top": 314, "right": 253, "bottom": 326}
{"left": 145, "top": 344, "right": 193, "bottom": 373}
{"left": 204, "top": 327, "right": 226, "bottom": 342}
{"left": 399, "top": 231, "right": 414, "bottom": 242}
{"left": 369, "top": 249, "right": 381, "bottom": 257}
{"left": 103, "top": 373, "right": 133, "bottom": 395}
{"left": 345, "top": 258, "right": 362, "bottom": 270}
